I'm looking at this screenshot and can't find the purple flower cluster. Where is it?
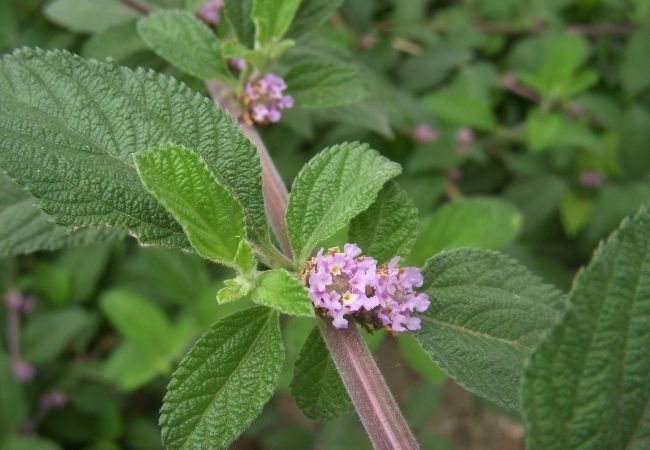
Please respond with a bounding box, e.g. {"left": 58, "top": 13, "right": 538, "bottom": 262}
{"left": 303, "top": 244, "right": 430, "bottom": 333}
{"left": 244, "top": 74, "right": 294, "bottom": 125}
{"left": 197, "top": 0, "right": 223, "bottom": 26}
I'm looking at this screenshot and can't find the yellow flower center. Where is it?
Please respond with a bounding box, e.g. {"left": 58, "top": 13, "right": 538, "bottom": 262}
{"left": 342, "top": 291, "right": 357, "bottom": 305}
{"left": 331, "top": 263, "right": 342, "bottom": 275}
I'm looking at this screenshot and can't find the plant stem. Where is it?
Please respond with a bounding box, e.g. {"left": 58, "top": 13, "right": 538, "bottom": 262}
{"left": 206, "top": 80, "right": 418, "bottom": 450}
{"left": 318, "top": 318, "right": 419, "bottom": 450}
{"left": 119, "top": 0, "right": 151, "bottom": 14}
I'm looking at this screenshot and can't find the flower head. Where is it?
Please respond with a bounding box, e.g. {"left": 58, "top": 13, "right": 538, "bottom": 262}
{"left": 302, "top": 245, "right": 430, "bottom": 333}
{"left": 414, "top": 123, "right": 439, "bottom": 143}
{"left": 197, "top": 0, "right": 223, "bottom": 26}
{"left": 12, "top": 359, "right": 35, "bottom": 383}
{"left": 243, "top": 73, "right": 294, "bottom": 125}
{"left": 5, "top": 290, "right": 34, "bottom": 314}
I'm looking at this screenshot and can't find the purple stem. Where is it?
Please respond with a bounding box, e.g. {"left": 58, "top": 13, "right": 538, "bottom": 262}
{"left": 206, "top": 80, "right": 418, "bottom": 450}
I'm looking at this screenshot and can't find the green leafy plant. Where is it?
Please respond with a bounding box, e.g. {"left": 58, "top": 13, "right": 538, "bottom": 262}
{"left": 1, "top": 1, "right": 649, "bottom": 449}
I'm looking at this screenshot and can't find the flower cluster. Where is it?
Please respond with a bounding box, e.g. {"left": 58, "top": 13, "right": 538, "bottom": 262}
{"left": 303, "top": 244, "right": 430, "bottom": 333}
{"left": 197, "top": 0, "right": 224, "bottom": 26}
{"left": 243, "top": 73, "right": 294, "bottom": 125}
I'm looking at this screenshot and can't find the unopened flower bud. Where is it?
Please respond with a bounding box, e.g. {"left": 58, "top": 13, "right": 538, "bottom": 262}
{"left": 12, "top": 359, "right": 35, "bottom": 383}
{"left": 40, "top": 390, "right": 68, "bottom": 410}
{"left": 414, "top": 123, "right": 439, "bottom": 143}
{"left": 579, "top": 170, "right": 604, "bottom": 189}
{"left": 197, "top": 0, "right": 223, "bottom": 26}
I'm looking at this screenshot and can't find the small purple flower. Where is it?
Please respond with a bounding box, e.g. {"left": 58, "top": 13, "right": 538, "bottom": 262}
{"left": 197, "top": 0, "right": 223, "bottom": 26}
{"left": 243, "top": 73, "right": 294, "bottom": 125}
{"left": 12, "top": 359, "right": 35, "bottom": 383}
{"left": 40, "top": 391, "right": 68, "bottom": 410}
{"left": 5, "top": 290, "right": 34, "bottom": 314}
{"left": 579, "top": 170, "right": 605, "bottom": 189}
{"left": 414, "top": 123, "right": 439, "bottom": 143}
{"left": 228, "top": 58, "right": 246, "bottom": 72}
{"left": 302, "top": 245, "right": 430, "bottom": 333}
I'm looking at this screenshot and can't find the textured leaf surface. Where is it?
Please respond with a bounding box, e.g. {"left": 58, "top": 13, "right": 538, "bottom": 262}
{"left": 348, "top": 181, "right": 417, "bottom": 263}
{"left": 408, "top": 198, "right": 522, "bottom": 266}
{"left": 523, "top": 208, "right": 650, "bottom": 449}
{"left": 136, "top": 145, "right": 247, "bottom": 267}
{"left": 287, "top": 0, "right": 344, "bottom": 39}
{"left": 0, "top": 49, "right": 268, "bottom": 248}
{"left": 290, "top": 327, "right": 350, "bottom": 421}
{"left": 43, "top": 0, "right": 138, "bottom": 34}
{"left": 0, "top": 172, "right": 122, "bottom": 257}
{"left": 286, "top": 142, "right": 401, "bottom": 263}
{"left": 285, "top": 61, "right": 368, "bottom": 108}
{"left": 137, "top": 10, "right": 229, "bottom": 80}
{"left": 251, "top": 269, "right": 314, "bottom": 317}
{"left": 252, "top": 0, "right": 301, "bottom": 44}
{"left": 161, "top": 307, "right": 284, "bottom": 450}
{"left": 415, "top": 248, "right": 565, "bottom": 410}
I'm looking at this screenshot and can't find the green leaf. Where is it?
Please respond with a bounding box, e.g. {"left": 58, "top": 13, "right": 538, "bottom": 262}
{"left": 103, "top": 342, "right": 166, "bottom": 390}
{"left": 0, "top": 353, "right": 27, "bottom": 440}
{"left": 100, "top": 290, "right": 173, "bottom": 363}
{"left": 224, "top": 0, "right": 255, "bottom": 48}
{"left": 251, "top": 269, "right": 314, "bottom": 317}
{"left": 290, "top": 327, "right": 350, "bottom": 421}
{"left": 22, "top": 308, "right": 94, "bottom": 364}
{"left": 135, "top": 145, "right": 248, "bottom": 268}
{"left": 523, "top": 208, "right": 650, "bottom": 449}
{"left": 286, "top": 142, "right": 401, "bottom": 263}
{"left": 348, "top": 181, "right": 418, "bottom": 263}
{"left": 2, "top": 436, "right": 62, "bottom": 450}
{"left": 398, "top": 334, "right": 446, "bottom": 386}
{"left": 82, "top": 20, "right": 149, "bottom": 63}
{"left": 252, "top": 0, "right": 302, "bottom": 45}
{"left": 43, "top": 0, "right": 138, "bottom": 34}
{"left": 424, "top": 88, "right": 496, "bottom": 131}
{"left": 160, "top": 307, "right": 284, "bottom": 450}
{"left": 0, "top": 49, "right": 269, "bottom": 248}
{"left": 620, "top": 25, "right": 650, "bottom": 96}
{"left": 407, "top": 198, "right": 522, "bottom": 266}
{"left": 415, "top": 248, "right": 565, "bottom": 410}
{"left": 0, "top": 172, "right": 123, "bottom": 257}
{"left": 559, "top": 190, "right": 593, "bottom": 236}
{"left": 137, "top": 10, "right": 229, "bottom": 80}
{"left": 285, "top": 61, "right": 368, "bottom": 108}
{"left": 287, "top": 0, "right": 344, "bottom": 39}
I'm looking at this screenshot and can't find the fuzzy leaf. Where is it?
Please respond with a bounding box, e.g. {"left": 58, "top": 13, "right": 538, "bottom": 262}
{"left": 0, "top": 49, "right": 269, "bottom": 248}
{"left": 251, "top": 269, "right": 314, "bottom": 317}
{"left": 0, "top": 172, "right": 123, "bottom": 257}
{"left": 290, "top": 327, "right": 350, "bottom": 421}
{"left": 348, "top": 181, "right": 417, "bottom": 263}
{"left": 285, "top": 61, "right": 368, "bottom": 108}
{"left": 137, "top": 10, "right": 229, "bottom": 80}
{"left": 161, "top": 307, "right": 284, "bottom": 450}
{"left": 252, "top": 0, "right": 301, "bottom": 44}
{"left": 415, "top": 248, "right": 565, "bottom": 410}
{"left": 135, "top": 145, "right": 248, "bottom": 267}
{"left": 286, "top": 142, "right": 401, "bottom": 263}
{"left": 523, "top": 208, "right": 650, "bottom": 449}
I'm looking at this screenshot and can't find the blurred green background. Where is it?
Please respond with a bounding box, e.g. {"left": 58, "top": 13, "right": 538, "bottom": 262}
{"left": 1, "top": 0, "right": 649, "bottom": 448}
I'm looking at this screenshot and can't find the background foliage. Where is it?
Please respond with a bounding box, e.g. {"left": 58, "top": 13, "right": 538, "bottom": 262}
{"left": 1, "top": 0, "right": 649, "bottom": 449}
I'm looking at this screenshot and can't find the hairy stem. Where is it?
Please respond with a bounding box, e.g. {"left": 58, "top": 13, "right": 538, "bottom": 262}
{"left": 318, "top": 318, "right": 419, "bottom": 449}
{"left": 206, "top": 80, "right": 418, "bottom": 450}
